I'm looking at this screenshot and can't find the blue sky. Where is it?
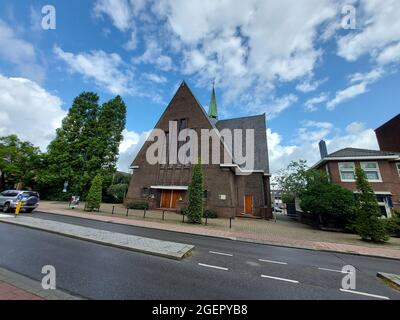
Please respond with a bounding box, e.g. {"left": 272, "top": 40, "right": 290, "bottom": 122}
{"left": 0, "top": 0, "right": 399, "bottom": 173}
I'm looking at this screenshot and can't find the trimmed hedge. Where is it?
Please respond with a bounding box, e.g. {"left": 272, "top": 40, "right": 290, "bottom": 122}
{"left": 204, "top": 209, "right": 218, "bottom": 219}
{"left": 127, "top": 202, "right": 149, "bottom": 210}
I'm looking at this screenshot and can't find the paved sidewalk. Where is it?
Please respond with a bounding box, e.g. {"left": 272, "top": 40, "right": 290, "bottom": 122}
{"left": 35, "top": 201, "right": 400, "bottom": 260}
{"left": 0, "top": 267, "right": 79, "bottom": 300}
{"left": 0, "top": 216, "right": 194, "bottom": 260}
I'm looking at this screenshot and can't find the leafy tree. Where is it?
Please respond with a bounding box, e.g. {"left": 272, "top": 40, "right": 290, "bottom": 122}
{"left": 0, "top": 135, "right": 43, "bottom": 190}
{"left": 85, "top": 174, "right": 103, "bottom": 211}
{"left": 41, "top": 92, "right": 126, "bottom": 200}
{"left": 300, "top": 170, "right": 356, "bottom": 228}
{"left": 353, "top": 167, "right": 388, "bottom": 242}
{"left": 107, "top": 184, "right": 128, "bottom": 203}
{"left": 187, "top": 162, "right": 203, "bottom": 224}
{"left": 276, "top": 160, "right": 309, "bottom": 203}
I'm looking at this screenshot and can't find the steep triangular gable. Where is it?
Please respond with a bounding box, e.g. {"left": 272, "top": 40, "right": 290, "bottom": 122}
{"left": 131, "top": 81, "right": 227, "bottom": 167}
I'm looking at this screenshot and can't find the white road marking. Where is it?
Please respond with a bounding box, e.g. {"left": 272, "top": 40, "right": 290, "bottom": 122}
{"left": 209, "top": 251, "right": 233, "bottom": 257}
{"left": 339, "top": 289, "right": 390, "bottom": 300}
{"left": 318, "top": 267, "right": 350, "bottom": 274}
{"left": 198, "top": 263, "right": 229, "bottom": 271}
{"left": 261, "top": 274, "right": 299, "bottom": 284}
{"left": 258, "top": 259, "right": 287, "bottom": 265}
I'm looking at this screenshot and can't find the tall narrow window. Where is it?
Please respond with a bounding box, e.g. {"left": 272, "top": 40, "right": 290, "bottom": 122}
{"left": 361, "top": 162, "right": 382, "bottom": 182}
{"left": 338, "top": 162, "right": 355, "bottom": 182}
{"left": 396, "top": 163, "right": 400, "bottom": 177}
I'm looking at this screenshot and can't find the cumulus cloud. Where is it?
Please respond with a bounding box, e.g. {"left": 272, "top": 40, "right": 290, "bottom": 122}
{"left": 0, "top": 75, "right": 66, "bottom": 151}
{"left": 54, "top": 46, "right": 135, "bottom": 95}
{"left": 337, "top": 0, "right": 400, "bottom": 65}
{"left": 117, "top": 129, "right": 150, "bottom": 172}
{"left": 296, "top": 77, "right": 328, "bottom": 93}
{"left": 134, "top": 39, "right": 173, "bottom": 71}
{"left": 143, "top": 73, "right": 167, "bottom": 84}
{"left": 0, "top": 19, "right": 45, "bottom": 83}
{"left": 267, "top": 121, "right": 379, "bottom": 174}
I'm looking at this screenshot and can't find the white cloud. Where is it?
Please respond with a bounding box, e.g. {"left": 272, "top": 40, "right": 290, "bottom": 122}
{"left": 0, "top": 19, "right": 45, "bottom": 83}
{"left": 151, "top": 0, "right": 346, "bottom": 117}
{"left": 94, "top": 0, "right": 133, "bottom": 31}
{"left": 261, "top": 94, "right": 298, "bottom": 119}
{"left": 296, "top": 77, "right": 327, "bottom": 93}
{"left": 117, "top": 129, "right": 150, "bottom": 172}
{"left": 54, "top": 46, "right": 135, "bottom": 95}
{"left": 327, "top": 68, "right": 384, "bottom": 110}
{"left": 143, "top": 73, "right": 167, "bottom": 84}
{"left": 377, "top": 42, "right": 400, "bottom": 66}
{"left": 337, "top": 0, "right": 400, "bottom": 65}
{"left": 0, "top": 75, "right": 66, "bottom": 151}
{"left": 304, "top": 93, "right": 329, "bottom": 111}
{"left": 267, "top": 121, "right": 379, "bottom": 174}
{"left": 135, "top": 39, "right": 173, "bottom": 71}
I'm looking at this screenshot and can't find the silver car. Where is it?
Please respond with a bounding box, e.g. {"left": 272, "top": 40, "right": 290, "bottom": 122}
{"left": 0, "top": 190, "right": 40, "bottom": 213}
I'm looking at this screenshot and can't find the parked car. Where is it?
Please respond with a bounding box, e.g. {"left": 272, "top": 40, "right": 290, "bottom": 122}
{"left": 0, "top": 190, "right": 40, "bottom": 213}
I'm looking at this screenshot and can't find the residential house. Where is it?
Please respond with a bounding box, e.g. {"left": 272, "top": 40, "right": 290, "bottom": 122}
{"left": 312, "top": 141, "right": 400, "bottom": 217}
{"left": 125, "top": 81, "right": 272, "bottom": 219}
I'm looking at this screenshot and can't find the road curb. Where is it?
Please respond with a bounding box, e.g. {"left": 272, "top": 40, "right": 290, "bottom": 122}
{"left": 377, "top": 272, "right": 400, "bottom": 290}
{"left": 0, "top": 217, "right": 194, "bottom": 261}
{"left": 35, "top": 210, "right": 400, "bottom": 261}
{"left": 0, "top": 266, "right": 82, "bottom": 300}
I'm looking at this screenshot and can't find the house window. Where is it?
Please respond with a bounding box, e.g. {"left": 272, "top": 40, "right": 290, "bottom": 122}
{"left": 361, "top": 162, "right": 382, "bottom": 182}
{"left": 397, "top": 163, "right": 400, "bottom": 177}
{"left": 338, "top": 162, "right": 355, "bottom": 181}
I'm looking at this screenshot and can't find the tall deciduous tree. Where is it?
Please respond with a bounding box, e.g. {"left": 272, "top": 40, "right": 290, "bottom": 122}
{"left": 40, "top": 92, "right": 126, "bottom": 199}
{"left": 187, "top": 162, "right": 204, "bottom": 224}
{"left": 354, "top": 167, "right": 388, "bottom": 242}
{"left": 0, "top": 135, "right": 43, "bottom": 190}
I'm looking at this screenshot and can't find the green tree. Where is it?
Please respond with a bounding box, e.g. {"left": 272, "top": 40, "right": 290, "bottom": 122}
{"left": 354, "top": 167, "right": 388, "bottom": 242}
{"left": 300, "top": 170, "right": 355, "bottom": 228}
{"left": 0, "top": 135, "right": 43, "bottom": 190}
{"left": 187, "top": 162, "right": 203, "bottom": 224}
{"left": 41, "top": 92, "right": 126, "bottom": 200}
{"left": 85, "top": 174, "right": 103, "bottom": 211}
{"left": 276, "top": 160, "right": 309, "bottom": 203}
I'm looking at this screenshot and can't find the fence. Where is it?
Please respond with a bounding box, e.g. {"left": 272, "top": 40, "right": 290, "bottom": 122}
{"left": 101, "top": 204, "right": 235, "bottom": 229}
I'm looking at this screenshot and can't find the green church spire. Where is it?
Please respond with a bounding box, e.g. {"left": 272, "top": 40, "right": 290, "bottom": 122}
{"left": 208, "top": 81, "right": 218, "bottom": 119}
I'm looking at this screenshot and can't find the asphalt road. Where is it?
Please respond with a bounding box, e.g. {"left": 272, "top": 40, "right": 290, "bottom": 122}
{"left": 0, "top": 211, "right": 399, "bottom": 300}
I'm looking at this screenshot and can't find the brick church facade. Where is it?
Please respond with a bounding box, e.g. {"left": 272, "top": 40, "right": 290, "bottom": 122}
{"left": 125, "top": 81, "right": 272, "bottom": 219}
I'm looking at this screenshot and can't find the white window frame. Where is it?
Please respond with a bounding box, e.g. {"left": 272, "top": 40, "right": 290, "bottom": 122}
{"left": 396, "top": 163, "right": 400, "bottom": 177}
{"left": 338, "top": 162, "right": 356, "bottom": 182}
{"left": 360, "top": 161, "right": 382, "bottom": 182}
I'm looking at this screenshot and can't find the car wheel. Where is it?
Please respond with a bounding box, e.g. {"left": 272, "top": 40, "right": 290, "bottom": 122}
{"left": 3, "top": 202, "right": 10, "bottom": 213}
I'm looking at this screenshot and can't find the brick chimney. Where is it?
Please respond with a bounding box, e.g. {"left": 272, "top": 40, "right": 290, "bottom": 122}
{"left": 319, "top": 140, "right": 328, "bottom": 159}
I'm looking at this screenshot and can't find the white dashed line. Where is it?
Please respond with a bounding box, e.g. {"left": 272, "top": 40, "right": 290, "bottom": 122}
{"left": 339, "top": 289, "right": 390, "bottom": 300}
{"left": 261, "top": 274, "right": 299, "bottom": 284}
{"left": 198, "top": 263, "right": 229, "bottom": 271}
{"left": 209, "top": 251, "right": 233, "bottom": 257}
{"left": 318, "top": 267, "right": 349, "bottom": 274}
{"left": 258, "top": 259, "right": 288, "bottom": 265}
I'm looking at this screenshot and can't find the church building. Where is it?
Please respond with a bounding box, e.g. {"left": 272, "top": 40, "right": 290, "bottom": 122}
{"left": 125, "top": 81, "right": 272, "bottom": 219}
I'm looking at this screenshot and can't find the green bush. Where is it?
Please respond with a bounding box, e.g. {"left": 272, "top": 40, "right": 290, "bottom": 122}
{"left": 300, "top": 170, "right": 355, "bottom": 229}
{"left": 384, "top": 210, "right": 400, "bottom": 237}
{"left": 180, "top": 207, "right": 188, "bottom": 216}
{"left": 353, "top": 167, "right": 389, "bottom": 242}
{"left": 187, "top": 162, "right": 203, "bottom": 224}
{"left": 85, "top": 174, "right": 103, "bottom": 212}
{"left": 127, "top": 202, "right": 149, "bottom": 210}
{"left": 204, "top": 209, "right": 218, "bottom": 219}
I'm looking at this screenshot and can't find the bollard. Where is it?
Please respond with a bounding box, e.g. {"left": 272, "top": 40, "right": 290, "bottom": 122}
{"left": 112, "top": 206, "right": 115, "bottom": 215}
{"left": 229, "top": 216, "right": 232, "bottom": 229}
{"left": 205, "top": 212, "right": 208, "bottom": 226}
{"left": 182, "top": 214, "right": 185, "bottom": 223}
{"left": 143, "top": 208, "right": 146, "bottom": 218}
{"left": 126, "top": 208, "right": 129, "bottom": 217}
{"left": 162, "top": 210, "right": 165, "bottom": 221}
